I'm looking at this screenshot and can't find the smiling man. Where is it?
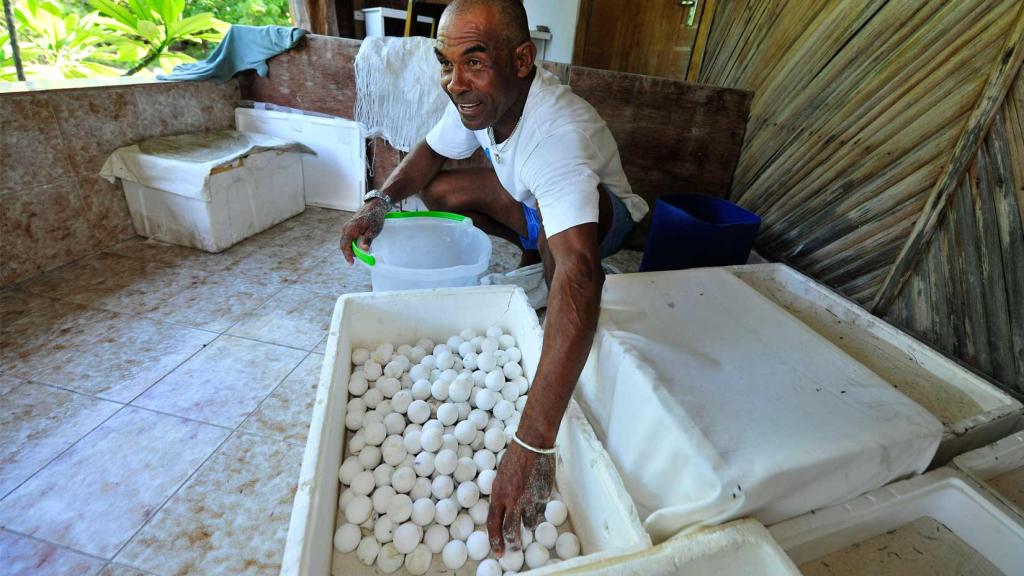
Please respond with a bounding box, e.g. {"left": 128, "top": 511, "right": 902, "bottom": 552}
{"left": 339, "top": 0, "right": 647, "bottom": 555}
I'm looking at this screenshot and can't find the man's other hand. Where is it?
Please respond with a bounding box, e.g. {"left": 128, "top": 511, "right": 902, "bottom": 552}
{"left": 487, "top": 441, "right": 554, "bottom": 557}
{"left": 340, "top": 199, "right": 389, "bottom": 264}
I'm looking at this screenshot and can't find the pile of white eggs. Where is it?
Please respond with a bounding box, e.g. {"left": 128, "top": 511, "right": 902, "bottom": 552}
{"left": 333, "top": 326, "right": 582, "bottom": 575}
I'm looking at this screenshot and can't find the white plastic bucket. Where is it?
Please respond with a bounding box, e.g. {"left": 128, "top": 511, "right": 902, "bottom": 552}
{"left": 352, "top": 211, "right": 492, "bottom": 291}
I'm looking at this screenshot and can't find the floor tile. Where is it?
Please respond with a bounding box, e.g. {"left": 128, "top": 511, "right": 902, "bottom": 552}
{"left": 139, "top": 271, "right": 283, "bottom": 332}
{"left": 0, "top": 383, "right": 121, "bottom": 497}
{"left": 115, "top": 432, "right": 303, "bottom": 576}
{"left": 0, "top": 373, "right": 23, "bottom": 396}
{"left": 313, "top": 335, "right": 328, "bottom": 355}
{"left": 227, "top": 245, "right": 327, "bottom": 286}
{"left": 290, "top": 249, "right": 371, "bottom": 296}
{"left": 226, "top": 288, "right": 336, "bottom": 351}
{"left": 0, "top": 529, "right": 105, "bottom": 576}
{"left": 0, "top": 407, "right": 228, "bottom": 559}
{"left": 487, "top": 235, "right": 523, "bottom": 276}
{"left": 132, "top": 336, "right": 306, "bottom": 429}
{"left": 103, "top": 237, "right": 248, "bottom": 277}
{"left": 97, "top": 564, "right": 153, "bottom": 576}
{"left": 19, "top": 253, "right": 205, "bottom": 316}
{"left": 604, "top": 249, "right": 643, "bottom": 274}
{"left": 0, "top": 290, "right": 216, "bottom": 402}
{"left": 240, "top": 353, "right": 323, "bottom": 444}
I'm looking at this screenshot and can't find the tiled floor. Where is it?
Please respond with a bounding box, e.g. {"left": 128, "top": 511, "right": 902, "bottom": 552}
{"left": 0, "top": 207, "right": 641, "bottom": 575}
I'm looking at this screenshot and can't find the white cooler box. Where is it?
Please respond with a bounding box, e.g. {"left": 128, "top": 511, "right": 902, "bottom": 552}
{"left": 282, "top": 286, "right": 650, "bottom": 575}
{"left": 576, "top": 268, "right": 944, "bottom": 542}
{"left": 100, "top": 131, "right": 313, "bottom": 253}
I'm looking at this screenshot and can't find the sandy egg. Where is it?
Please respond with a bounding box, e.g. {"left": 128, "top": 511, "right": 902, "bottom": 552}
{"left": 457, "top": 481, "right": 480, "bottom": 508}
{"left": 404, "top": 543, "right": 432, "bottom": 576}
{"left": 442, "top": 539, "right": 468, "bottom": 570}
{"left": 345, "top": 494, "right": 373, "bottom": 524}
{"left": 431, "top": 475, "right": 455, "bottom": 500}
{"left": 356, "top": 535, "right": 380, "bottom": 566}
{"left": 477, "top": 558, "right": 502, "bottom": 576}
{"left": 450, "top": 512, "right": 475, "bottom": 541}
{"left": 425, "top": 524, "right": 449, "bottom": 553}
{"left": 391, "top": 466, "right": 416, "bottom": 494}
{"left": 334, "top": 523, "right": 362, "bottom": 553}
{"left": 374, "top": 516, "right": 395, "bottom": 544}
{"left": 386, "top": 493, "right": 413, "bottom": 523}
{"left": 477, "top": 469, "right": 496, "bottom": 495}
{"left": 372, "top": 485, "right": 396, "bottom": 514}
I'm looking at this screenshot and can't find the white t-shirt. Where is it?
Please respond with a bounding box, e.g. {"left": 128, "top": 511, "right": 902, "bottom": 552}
{"left": 425, "top": 67, "right": 649, "bottom": 238}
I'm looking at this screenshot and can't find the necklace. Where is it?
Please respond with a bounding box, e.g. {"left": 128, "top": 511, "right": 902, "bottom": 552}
{"left": 487, "top": 111, "right": 523, "bottom": 164}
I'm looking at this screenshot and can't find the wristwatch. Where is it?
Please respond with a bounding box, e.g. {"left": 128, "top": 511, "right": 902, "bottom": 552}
{"left": 363, "top": 189, "right": 394, "bottom": 212}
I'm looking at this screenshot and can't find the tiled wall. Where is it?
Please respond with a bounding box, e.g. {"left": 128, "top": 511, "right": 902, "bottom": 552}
{"left": 0, "top": 80, "right": 239, "bottom": 287}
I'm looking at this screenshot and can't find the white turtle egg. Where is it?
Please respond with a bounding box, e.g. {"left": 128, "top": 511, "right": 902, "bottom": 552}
{"left": 493, "top": 349, "right": 509, "bottom": 367}
{"left": 451, "top": 420, "right": 474, "bottom": 445}
{"left": 356, "top": 535, "right": 380, "bottom": 566}
{"left": 470, "top": 430, "right": 485, "bottom": 451}
{"left": 501, "top": 382, "right": 521, "bottom": 403}
{"left": 391, "top": 466, "right": 416, "bottom": 494}
{"left": 477, "top": 469, "right": 496, "bottom": 495}
{"left": 457, "top": 340, "right": 476, "bottom": 358}
{"left": 352, "top": 348, "right": 370, "bottom": 365}
{"left": 457, "top": 481, "right": 480, "bottom": 508}
{"left": 408, "top": 346, "right": 426, "bottom": 363}
{"left": 420, "top": 355, "right": 437, "bottom": 369}
{"left": 383, "top": 361, "right": 404, "bottom": 379}
{"left": 348, "top": 430, "right": 366, "bottom": 453}
{"left": 437, "top": 403, "right": 459, "bottom": 426}
{"left": 409, "top": 364, "right": 428, "bottom": 382}
{"left": 416, "top": 339, "right": 434, "bottom": 353}
{"left": 436, "top": 351, "right": 455, "bottom": 370}
{"left": 431, "top": 379, "right": 450, "bottom": 401}
{"left": 440, "top": 368, "right": 459, "bottom": 382}
{"left": 372, "top": 485, "right": 396, "bottom": 514}
{"left": 433, "top": 343, "right": 450, "bottom": 357}
{"left": 346, "top": 411, "right": 363, "bottom": 432}
{"left": 484, "top": 369, "right": 505, "bottom": 392}
{"left": 484, "top": 427, "right": 507, "bottom": 453}
{"left": 376, "top": 399, "right": 394, "bottom": 416}
{"left": 468, "top": 409, "right": 490, "bottom": 430}
{"left": 454, "top": 457, "right": 477, "bottom": 483}
{"left": 458, "top": 445, "right": 473, "bottom": 459}
{"left": 535, "top": 522, "right": 558, "bottom": 549}
{"left": 363, "top": 360, "right": 383, "bottom": 381}
{"left": 457, "top": 401, "right": 472, "bottom": 420}
{"left": 382, "top": 436, "right": 407, "bottom": 466}
{"left": 462, "top": 352, "right": 479, "bottom": 370}
{"left": 472, "top": 370, "right": 487, "bottom": 386}
{"left": 442, "top": 539, "right": 468, "bottom": 570}
{"left": 477, "top": 351, "right": 497, "bottom": 372}
{"left": 474, "top": 449, "right": 496, "bottom": 471}
{"left": 363, "top": 387, "right": 384, "bottom": 409}
{"left": 364, "top": 421, "right": 387, "bottom": 446}
{"left": 424, "top": 524, "right": 449, "bottom": 553}
{"left": 401, "top": 373, "right": 413, "bottom": 389}
{"left": 410, "top": 497, "right": 435, "bottom": 526}
{"left": 339, "top": 457, "right": 363, "bottom": 485}
{"left": 525, "top": 542, "right": 550, "bottom": 569}
{"left": 450, "top": 513, "right": 474, "bottom": 541}
{"left": 469, "top": 499, "right": 489, "bottom": 525}
{"left": 348, "top": 396, "right": 367, "bottom": 414}
{"left": 420, "top": 427, "right": 443, "bottom": 452}
{"left": 403, "top": 429, "right": 422, "bottom": 455}
{"left": 383, "top": 412, "right": 406, "bottom": 434}
{"left": 339, "top": 489, "right": 355, "bottom": 513}
{"left": 545, "top": 500, "right": 568, "bottom": 526}
{"left": 556, "top": 532, "right": 581, "bottom": 559}
{"left": 498, "top": 333, "right": 515, "bottom": 349}
{"left": 516, "top": 395, "right": 528, "bottom": 412}
{"left": 499, "top": 549, "right": 525, "bottom": 572}
{"left": 404, "top": 543, "right": 432, "bottom": 576}
{"left": 348, "top": 374, "right": 369, "bottom": 397}
{"left": 442, "top": 433, "right": 459, "bottom": 452}
{"left": 502, "top": 360, "right": 523, "bottom": 380}
{"left": 485, "top": 326, "right": 503, "bottom": 340}
{"left": 478, "top": 558, "right": 502, "bottom": 576}
{"left": 476, "top": 389, "right": 498, "bottom": 411}
{"left": 373, "top": 463, "right": 394, "bottom": 488}
{"left": 410, "top": 379, "right": 432, "bottom": 401}
{"left": 376, "top": 343, "right": 394, "bottom": 361}
{"left": 435, "top": 449, "right": 458, "bottom": 475}
{"left": 422, "top": 418, "right": 443, "bottom": 432}
{"left": 448, "top": 378, "right": 473, "bottom": 403}
{"left": 435, "top": 498, "right": 459, "bottom": 526}
{"left": 397, "top": 343, "right": 413, "bottom": 356}
{"left": 374, "top": 516, "right": 395, "bottom": 544}
{"left": 393, "top": 522, "right": 422, "bottom": 554}
{"left": 493, "top": 399, "right": 515, "bottom": 422}
{"left": 407, "top": 400, "right": 431, "bottom": 424}
{"left": 334, "top": 523, "right": 362, "bottom": 553}
{"left": 485, "top": 417, "right": 503, "bottom": 431}
{"left": 387, "top": 493, "right": 413, "bottom": 523}
{"left": 480, "top": 338, "right": 499, "bottom": 354}
{"left": 380, "top": 377, "right": 402, "bottom": 399}
{"left": 431, "top": 474, "right": 455, "bottom": 499}
{"left": 413, "top": 451, "right": 435, "bottom": 478}
{"left": 351, "top": 470, "right": 375, "bottom": 496}
{"left": 521, "top": 524, "right": 534, "bottom": 548}
{"left": 358, "top": 445, "right": 382, "bottom": 469}
{"left": 459, "top": 328, "right": 478, "bottom": 341}
{"left": 410, "top": 476, "right": 432, "bottom": 500}
{"left": 345, "top": 494, "right": 373, "bottom": 524}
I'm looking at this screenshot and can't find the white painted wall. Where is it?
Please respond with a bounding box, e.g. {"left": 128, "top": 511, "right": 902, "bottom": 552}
{"left": 523, "top": 0, "right": 580, "bottom": 64}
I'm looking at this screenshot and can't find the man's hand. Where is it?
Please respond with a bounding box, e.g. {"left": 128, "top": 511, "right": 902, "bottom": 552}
{"left": 487, "top": 441, "right": 555, "bottom": 556}
{"left": 339, "top": 199, "right": 389, "bottom": 264}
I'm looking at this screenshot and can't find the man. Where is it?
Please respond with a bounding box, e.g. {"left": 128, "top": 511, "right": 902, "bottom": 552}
{"left": 339, "top": 0, "right": 648, "bottom": 556}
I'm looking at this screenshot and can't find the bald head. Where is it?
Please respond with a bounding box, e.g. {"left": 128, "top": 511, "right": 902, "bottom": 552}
{"left": 443, "top": 0, "right": 530, "bottom": 49}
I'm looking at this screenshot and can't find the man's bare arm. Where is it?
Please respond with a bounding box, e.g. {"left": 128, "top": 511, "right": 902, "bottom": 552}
{"left": 340, "top": 141, "right": 448, "bottom": 263}
{"left": 487, "top": 221, "right": 604, "bottom": 555}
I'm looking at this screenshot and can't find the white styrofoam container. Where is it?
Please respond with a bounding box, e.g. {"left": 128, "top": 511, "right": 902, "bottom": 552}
{"left": 954, "top": 430, "right": 1024, "bottom": 517}
{"left": 123, "top": 149, "right": 305, "bottom": 253}
{"left": 280, "top": 286, "right": 649, "bottom": 576}
{"left": 728, "top": 263, "right": 1023, "bottom": 465}
{"left": 236, "top": 107, "right": 366, "bottom": 211}
{"left": 562, "top": 518, "right": 799, "bottom": 576}
{"left": 769, "top": 467, "right": 1024, "bottom": 574}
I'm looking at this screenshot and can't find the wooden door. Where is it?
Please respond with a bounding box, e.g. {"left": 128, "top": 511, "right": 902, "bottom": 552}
{"left": 573, "top": 0, "right": 715, "bottom": 81}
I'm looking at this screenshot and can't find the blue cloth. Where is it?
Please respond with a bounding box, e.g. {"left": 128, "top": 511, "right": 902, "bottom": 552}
{"left": 158, "top": 25, "right": 307, "bottom": 84}
{"left": 519, "top": 189, "right": 636, "bottom": 258}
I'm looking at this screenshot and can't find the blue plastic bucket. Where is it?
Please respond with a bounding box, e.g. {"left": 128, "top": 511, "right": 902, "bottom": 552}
{"left": 639, "top": 194, "right": 761, "bottom": 272}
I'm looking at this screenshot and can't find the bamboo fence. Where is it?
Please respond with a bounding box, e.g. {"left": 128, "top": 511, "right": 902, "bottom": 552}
{"left": 700, "top": 0, "right": 1024, "bottom": 392}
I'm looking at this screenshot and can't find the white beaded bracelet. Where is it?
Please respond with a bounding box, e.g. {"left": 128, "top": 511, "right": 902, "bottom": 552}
{"left": 512, "top": 431, "right": 556, "bottom": 455}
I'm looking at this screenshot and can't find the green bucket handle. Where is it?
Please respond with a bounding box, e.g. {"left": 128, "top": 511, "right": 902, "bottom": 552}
{"left": 351, "top": 210, "right": 468, "bottom": 267}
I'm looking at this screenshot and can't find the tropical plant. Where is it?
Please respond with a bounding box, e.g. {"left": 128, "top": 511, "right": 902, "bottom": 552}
{"left": 4, "top": 0, "right": 122, "bottom": 79}
{"left": 185, "top": 0, "right": 291, "bottom": 28}
{"left": 87, "top": 0, "right": 227, "bottom": 75}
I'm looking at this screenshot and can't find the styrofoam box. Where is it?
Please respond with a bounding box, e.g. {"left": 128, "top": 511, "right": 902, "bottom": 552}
{"left": 123, "top": 150, "right": 305, "bottom": 253}
{"left": 728, "top": 263, "right": 1023, "bottom": 465}
{"left": 954, "top": 430, "right": 1024, "bottom": 517}
{"left": 562, "top": 519, "right": 799, "bottom": 576}
{"left": 236, "top": 107, "right": 366, "bottom": 211}
{"left": 769, "top": 467, "right": 1024, "bottom": 574}
{"left": 280, "top": 286, "right": 650, "bottom": 575}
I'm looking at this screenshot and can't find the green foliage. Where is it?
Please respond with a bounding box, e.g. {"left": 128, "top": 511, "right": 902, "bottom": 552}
{"left": 184, "top": 0, "right": 291, "bottom": 28}
{"left": 5, "top": 0, "right": 123, "bottom": 79}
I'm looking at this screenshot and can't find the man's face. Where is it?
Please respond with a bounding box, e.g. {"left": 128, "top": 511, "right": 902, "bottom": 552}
{"left": 435, "top": 8, "right": 520, "bottom": 131}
